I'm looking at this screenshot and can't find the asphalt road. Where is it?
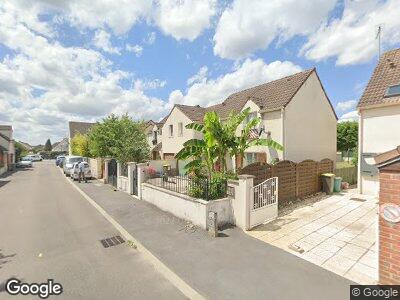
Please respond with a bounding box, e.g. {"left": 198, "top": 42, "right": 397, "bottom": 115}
{"left": 0, "top": 161, "right": 185, "bottom": 299}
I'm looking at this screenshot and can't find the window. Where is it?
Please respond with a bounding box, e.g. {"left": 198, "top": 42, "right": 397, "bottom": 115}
{"left": 178, "top": 122, "right": 183, "bottom": 136}
{"left": 169, "top": 124, "right": 173, "bottom": 137}
{"left": 245, "top": 112, "right": 257, "bottom": 124}
{"left": 245, "top": 153, "right": 257, "bottom": 166}
{"left": 385, "top": 84, "right": 400, "bottom": 98}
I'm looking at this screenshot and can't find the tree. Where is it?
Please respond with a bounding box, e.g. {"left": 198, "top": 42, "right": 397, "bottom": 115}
{"left": 88, "top": 114, "right": 150, "bottom": 163}
{"left": 229, "top": 108, "right": 283, "bottom": 171}
{"left": 44, "top": 139, "right": 52, "bottom": 151}
{"left": 175, "top": 108, "right": 283, "bottom": 177}
{"left": 14, "top": 142, "right": 28, "bottom": 161}
{"left": 337, "top": 121, "right": 358, "bottom": 161}
{"left": 70, "top": 133, "right": 90, "bottom": 157}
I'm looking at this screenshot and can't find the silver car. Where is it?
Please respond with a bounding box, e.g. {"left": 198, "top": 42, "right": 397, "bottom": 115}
{"left": 63, "top": 156, "right": 83, "bottom": 176}
{"left": 16, "top": 157, "right": 33, "bottom": 168}
{"left": 71, "top": 162, "right": 91, "bottom": 182}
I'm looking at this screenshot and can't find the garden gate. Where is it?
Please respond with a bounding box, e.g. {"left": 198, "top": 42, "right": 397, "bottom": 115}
{"left": 249, "top": 177, "right": 278, "bottom": 229}
{"left": 132, "top": 164, "right": 138, "bottom": 196}
{"left": 107, "top": 159, "right": 117, "bottom": 188}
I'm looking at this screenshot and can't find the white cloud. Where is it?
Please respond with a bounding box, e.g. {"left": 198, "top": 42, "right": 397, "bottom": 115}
{"left": 0, "top": 3, "right": 169, "bottom": 144}
{"left": 144, "top": 32, "right": 156, "bottom": 45}
{"left": 336, "top": 99, "right": 357, "bottom": 112}
{"left": 213, "top": 0, "right": 336, "bottom": 59}
{"left": 134, "top": 79, "right": 167, "bottom": 90}
{"left": 187, "top": 66, "right": 208, "bottom": 85}
{"left": 93, "top": 30, "right": 121, "bottom": 54}
{"left": 302, "top": 0, "right": 400, "bottom": 65}
{"left": 339, "top": 110, "right": 359, "bottom": 122}
{"left": 126, "top": 44, "right": 143, "bottom": 57}
{"left": 154, "top": 0, "right": 216, "bottom": 41}
{"left": 169, "top": 58, "right": 302, "bottom": 107}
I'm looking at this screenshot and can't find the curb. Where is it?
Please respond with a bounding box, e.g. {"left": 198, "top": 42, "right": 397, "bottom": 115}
{"left": 61, "top": 169, "right": 204, "bottom": 300}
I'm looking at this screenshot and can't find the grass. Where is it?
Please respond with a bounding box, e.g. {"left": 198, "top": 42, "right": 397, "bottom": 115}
{"left": 336, "top": 161, "right": 355, "bottom": 169}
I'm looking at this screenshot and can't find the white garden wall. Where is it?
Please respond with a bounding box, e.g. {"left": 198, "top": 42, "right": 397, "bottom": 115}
{"left": 141, "top": 183, "right": 233, "bottom": 230}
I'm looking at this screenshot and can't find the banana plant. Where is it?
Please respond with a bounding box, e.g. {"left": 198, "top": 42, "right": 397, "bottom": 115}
{"left": 230, "top": 108, "right": 283, "bottom": 172}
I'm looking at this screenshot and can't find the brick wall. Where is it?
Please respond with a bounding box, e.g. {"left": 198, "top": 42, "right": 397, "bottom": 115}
{"left": 379, "top": 170, "right": 400, "bottom": 284}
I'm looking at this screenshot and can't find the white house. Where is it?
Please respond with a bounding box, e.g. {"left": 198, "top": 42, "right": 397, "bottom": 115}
{"left": 0, "top": 125, "right": 15, "bottom": 175}
{"left": 161, "top": 68, "right": 337, "bottom": 166}
{"left": 357, "top": 48, "right": 400, "bottom": 196}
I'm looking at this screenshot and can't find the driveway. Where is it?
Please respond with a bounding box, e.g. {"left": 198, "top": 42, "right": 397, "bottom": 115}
{"left": 247, "top": 189, "right": 378, "bottom": 284}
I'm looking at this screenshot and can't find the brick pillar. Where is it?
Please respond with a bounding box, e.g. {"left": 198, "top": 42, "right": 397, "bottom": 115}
{"left": 379, "top": 170, "right": 400, "bottom": 284}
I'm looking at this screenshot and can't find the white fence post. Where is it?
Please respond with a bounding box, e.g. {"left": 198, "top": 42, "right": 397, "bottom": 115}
{"left": 136, "top": 162, "right": 148, "bottom": 200}
{"left": 127, "top": 162, "right": 136, "bottom": 195}
{"left": 229, "top": 175, "right": 254, "bottom": 230}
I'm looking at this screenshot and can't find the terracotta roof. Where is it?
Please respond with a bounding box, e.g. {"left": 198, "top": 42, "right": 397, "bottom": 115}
{"left": 175, "top": 104, "right": 206, "bottom": 122}
{"left": 374, "top": 146, "right": 400, "bottom": 166}
{"left": 68, "top": 121, "right": 95, "bottom": 139}
{"left": 358, "top": 48, "right": 400, "bottom": 108}
{"left": 0, "top": 132, "right": 10, "bottom": 142}
{"left": 0, "top": 125, "right": 12, "bottom": 131}
{"left": 173, "top": 69, "right": 317, "bottom": 121}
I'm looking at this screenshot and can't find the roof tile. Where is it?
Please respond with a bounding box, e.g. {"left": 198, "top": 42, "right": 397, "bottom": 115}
{"left": 358, "top": 48, "right": 400, "bottom": 108}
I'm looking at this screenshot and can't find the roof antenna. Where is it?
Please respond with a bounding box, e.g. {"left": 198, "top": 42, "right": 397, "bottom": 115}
{"left": 376, "top": 25, "right": 383, "bottom": 59}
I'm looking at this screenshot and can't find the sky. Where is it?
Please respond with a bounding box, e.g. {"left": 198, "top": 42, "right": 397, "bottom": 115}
{"left": 1, "top": 0, "right": 400, "bottom": 145}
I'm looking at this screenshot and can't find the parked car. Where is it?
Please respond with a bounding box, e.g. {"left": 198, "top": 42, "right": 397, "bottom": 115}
{"left": 56, "top": 155, "right": 65, "bottom": 166}
{"left": 63, "top": 156, "right": 83, "bottom": 176}
{"left": 71, "top": 162, "right": 91, "bottom": 182}
{"left": 16, "top": 157, "right": 33, "bottom": 168}
{"left": 26, "top": 154, "right": 43, "bottom": 162}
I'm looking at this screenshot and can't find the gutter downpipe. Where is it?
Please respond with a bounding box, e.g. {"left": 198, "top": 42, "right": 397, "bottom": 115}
{"left": 357, "top": 109, "right": 363, "bottom": 194}
{"left": 281, "top": 108, "right": 285, "bottom": 160}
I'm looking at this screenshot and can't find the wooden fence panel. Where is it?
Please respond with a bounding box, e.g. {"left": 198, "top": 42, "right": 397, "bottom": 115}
{"left": 335, "top": 166, "right": 357, "bottom": 185}
{"left": 239, "top": 162, "right": 272, "bottom": 185}
{"left": 297, "top": 160, "right": 318, "bottom": 197}
{"left": 272, "top": 160, "right": 297, "bottom": 205}
{"left": 239, "top": 158, "right": 334, "bottom": 205}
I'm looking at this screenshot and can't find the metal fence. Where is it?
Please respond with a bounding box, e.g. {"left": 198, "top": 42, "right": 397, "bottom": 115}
{"left": 146, "top": 174, "right": 227, "bottom": 200}
{"left": 120, "top": 163, "right": 128, "bottom": 177}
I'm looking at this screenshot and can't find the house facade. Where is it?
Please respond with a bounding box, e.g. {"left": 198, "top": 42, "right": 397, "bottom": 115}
{"left": 0, "top": 125, "right": 15, "bottom": 175}
{"left": 357, "top": 48, "right": 400, "bottom": 196}
{"left": 161, "top": 68, "right": 337, "bottom": 166}
{"left": 161, "top": 104, "right": 204, "bottom": 160}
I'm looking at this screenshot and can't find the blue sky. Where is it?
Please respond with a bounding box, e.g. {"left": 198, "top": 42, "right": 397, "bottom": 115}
{"left": 0, "top": 0, "right": 399, "bottom": 144}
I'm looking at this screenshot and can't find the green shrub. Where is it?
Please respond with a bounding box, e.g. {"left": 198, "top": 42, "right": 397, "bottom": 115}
{"left": 188, "top": 172, "right": 229, "bottom": 200}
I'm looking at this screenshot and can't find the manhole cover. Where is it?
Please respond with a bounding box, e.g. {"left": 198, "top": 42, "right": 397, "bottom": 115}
{"left": 100, "top": 235, "right": 125, "bottom": 248}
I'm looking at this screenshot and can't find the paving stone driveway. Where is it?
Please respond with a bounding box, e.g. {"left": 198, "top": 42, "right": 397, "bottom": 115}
{"left": 247, "top": 189, "right": 378, "bottom": 284}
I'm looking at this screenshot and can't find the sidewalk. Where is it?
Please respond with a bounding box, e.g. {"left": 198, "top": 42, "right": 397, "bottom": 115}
{"left": 74, "top": 180, "right": 353, "bottom": 300}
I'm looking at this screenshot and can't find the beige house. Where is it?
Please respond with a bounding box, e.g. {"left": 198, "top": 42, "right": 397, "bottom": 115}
{"left": 357, "top": 48, "right": 400, "bottom": 196}
{"left": 144, "top": 119, "right": 165, "bottom": 160}
{"left": 0, "top": 125, "right": 15, "bottom": 175}
{"left": 161, "top": 68, "right": 337, "bottom": 166}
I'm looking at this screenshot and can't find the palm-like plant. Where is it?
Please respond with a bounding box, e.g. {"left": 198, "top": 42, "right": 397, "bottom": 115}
{"left": 175, "top": 107, "right": 284, "bottom": 176}
{"left": 230, "top": 108, "right": 283, "bottom": 171}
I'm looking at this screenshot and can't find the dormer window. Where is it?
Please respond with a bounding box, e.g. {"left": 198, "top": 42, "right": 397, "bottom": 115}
{"left": 385, "top": 84, "right": 400, "bottom": 98}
